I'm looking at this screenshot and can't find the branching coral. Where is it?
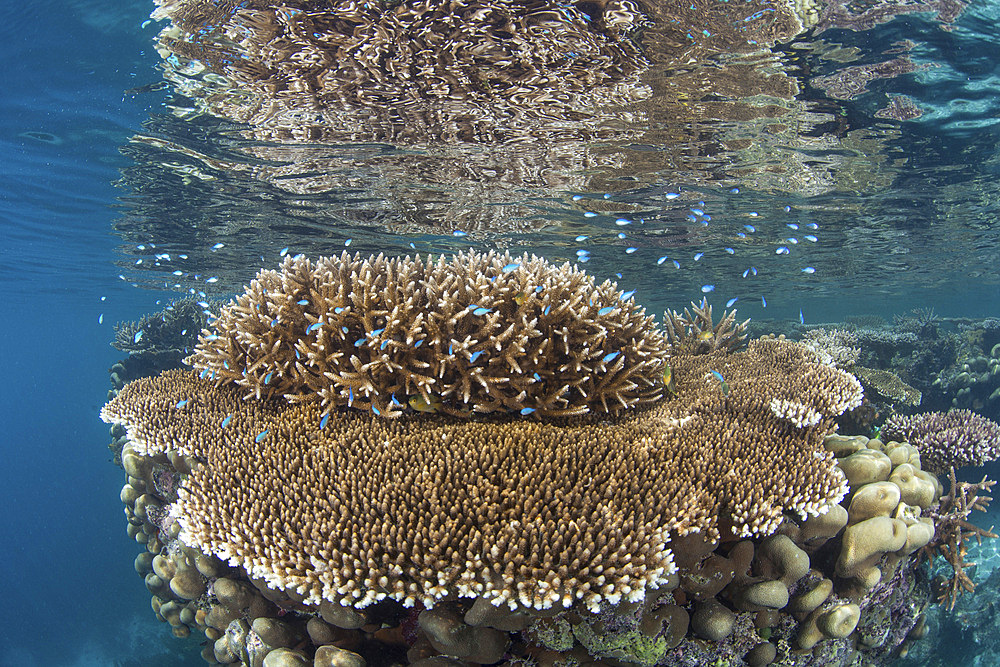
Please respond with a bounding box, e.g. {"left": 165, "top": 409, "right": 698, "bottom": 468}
{"left": 662, "top": 298, "right": 749, "bottom": 355}
{"left": 799, "top": 328, "right": 860, "bottom": 369}
{"left": 922, "top": 468, "right": 997, "bottom": 611}
{"left": 113, "top": 297, "right": 217, "bottom": 354}
{"left": 186, "top": 250, "right": 669, "bottom": 418}
{"left": 883, "top": 409, "right": 1000, "bottom": 474}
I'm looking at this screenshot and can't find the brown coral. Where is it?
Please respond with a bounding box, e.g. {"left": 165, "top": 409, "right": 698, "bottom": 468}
{"left": 186, "top": 250, "right": 669, "bottom": 418}
{"left": 102, "top": 337, "right": 862, "bottom": 613}
{"left": 852, "top": 366, "right": 922, "bottom": 407}
{"left": 883, "top": 409, "right": 1000, "bottom": 473}
{"left": 662, "top": 298, "right": 750, "bottom": 355}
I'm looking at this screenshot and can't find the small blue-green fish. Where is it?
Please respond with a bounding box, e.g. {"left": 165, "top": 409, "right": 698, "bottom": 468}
{"left": 748, "top": 212, "right": 758, "bottom": 217}
{"left": 694, "top": 252, "right": 703, "bottom": 261}
{"left": 702, "top": 284, "right": 715, "bottom": 293}
{"left": 535, "top": 286, "right": 544, "bottom": 293}
{"left": 391, "top": 394, "right": 403, "bottom": 406}
{"left": 448, "top": 343, "right": 453, "bottom": 355}
{"left": 672, "top": 260, "right": 680, "bottom": 269}
{"left": 787, "top": 238, "right": 799, "bottom": 245}
{"left": 572, "top": 194, "right": 583, "bottom": 201}
{"left": 533, "top": 372, "right": 542, "bottom": 380}
{"left": 730, "top": 187, "right": 740, "bottom": 194}
{"left": 320, "top": 413, "right": 329, "bottom": 429}
{"left": 334, "top": 306, "right": 345, "bottom": 313}
{"left": 603, "top": 351, "right": 621, "bottom": 363}
{"left": 414, "top": 339, "right": 424, "bottom": 348}
{"left": 736, "top": 232, "right": 747, "bottom": 239}
{"left": 799, "top": 309, "right": 805, "bottom": 324}
{"left": 380, "top": 340, "right": 389, "bottom": 350}
{"left": 371, "top": 328, "right": 384, "bottom": 336}
{"left": 221, "top": 415, "right": 233, "bottom": 428}
{"left": 453, "top": 230, "right": 467, "bottom": 237}
{"left": 98, "top": 314, "right": 103, "bottom": 324}
{"left": 134, "top": 330, "right": 144, "bottom": 343}
{"left": 543, "top": 305, "right": 551, "bottom": 315}
{"left": 710, "top": 370, "right": 724, "bottom": 382}
{"left": 181, "top": 329, "right": 187, "bottom": 335}
{"left": 297, "top": 299, "right": 309, "bottom": 305}
{"left": 372, "top": 405, "right": 381, "bottom": 415}
{"left": 341, "top": 326, "right": 349, "bottom": 333}
{"left": 473, "top": 307, "right": 492, "bottom": 316}
{"left": 212, "top": 242, "right": 224, "bottom": 250}
{"left": 520, "top": 407, "right": 536, "bottom": 415}
{"left": 786, "top": 223, "right": 799, "bottom": 230}
{"left": 806, "top": 223, "right": 819, "bottom": 230}
{"left": 175, "top": 399, "right": 188, "bottom": 408}
{"left": 665, "top": 192, "right": 680, "bottom": 199}
{"left": 726, "top": 297, "right": 738, "bottom": 307}
{"left": 469, "top": 350, "right": 484, "bottom": 363}
{"left": 776, "top": 246, "right": 790, "bottom": 255}
{"left": 578, "top": 255, "right": 590, "bottom": 263}
{"left": 703, "top": 215, "right": 712, "bottom": 222}
{"left": 598, "top": 306, "right": 615, "bottom": 316}
{"left": 223, "top": 360, "right": 230, "bottom": 369}
{"left": 306, "top": 323, "right": 322, "bottom": 333}
{"left": 576, "top": 249, "right": 590, "bottom": 257}
{"left": 280, "top": 247, "right": 289, "bottom": 256}
{"left": 200, "top": 369, "right": 209, "bottom": 379}
{"left": 626, "top": 247, "right": 637, "bottom": 254}
{"left": 691, "top": 208, "right": 704, "bottom": 216}
{"left": 615, "top": 218, "right": 631, "bottom": 226}
{"left": 784, "top": 205, "right": 792, "bottom": 212}
{"left": 206, "top": 277, "right": 218, "bottom": 283}
{"left": 206, "top": 333, "right": 219, "bottom": 341}
{"left": 197, "top": 301, "right": 209, "bottom": 308}
{"left": 409, "top": 394, "right": 442, "bottom": 413}
{"left": 255, "top": 430, "right": 268, "bottom": 443}
{"left": 348, "top": 387, "right": 354, "bottom": 406}
{"left": 502, "top": 262, "right": 520, "bottom": 273}
{"left": 725, "top": 247, "right": 734, "bottom": 254}
{"left": 804, "top": 235, "right": 818, "bottom": 242}
{"left": 172, "top": 270, "right": 183, "bottom": 276}
{"left": 264, "top": 372, "right": 273, "bottom": 384}
{"left": 744, "top": 224, "right": 756, "bottom": 233}
{"left": 584, "top": 211, "right": 597, "bottom": 218}
{"left": 762, "top": 295, "right": 767, "bottom": 307}
{"left": 345, "top": 239, "right": 352, "bottom": 246}
{"left": 621, "top": 290, "right": 636, "bottom": 300}
{"left": 657, "top": 256, "right": 668, "bottom": 265}
{"left": 801, "top": 267, "right": 816, "bottom": 274}
{"left": 354, "top": 338, "right": 366, "bottom": 347}
{"left": 575, "top": 235, "right": 589, "bottom": 241}
{"left": 271, "top": 318, "right": 280, "bottom": 327}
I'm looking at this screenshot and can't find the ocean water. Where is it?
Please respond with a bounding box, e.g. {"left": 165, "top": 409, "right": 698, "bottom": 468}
{"left": 2, "top": 0, "right": 1000, "bottom": 665}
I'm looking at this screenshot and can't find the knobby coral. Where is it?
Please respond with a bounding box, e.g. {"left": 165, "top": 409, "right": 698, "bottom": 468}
{"left": 102, "top": 337, "right": 863, "bottom": 614}
{"left": 883, "top": 409, "right": 1000, "bottom": 474}
{"left": 186, "top": 251, "right": 669, "bottom": 418}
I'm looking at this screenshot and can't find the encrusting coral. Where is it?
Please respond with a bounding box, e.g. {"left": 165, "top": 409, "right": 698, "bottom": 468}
{"left": 185, "top": 250, "right": 670, "bottom": 418}
{"left": 102, "top": 331, "right": 864, "bottom": 616}
{"left": 883, "top": 409, "right": 1000, "bottom": 473}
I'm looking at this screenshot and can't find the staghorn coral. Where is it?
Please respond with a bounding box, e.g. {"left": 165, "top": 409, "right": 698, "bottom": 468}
{"left": 799, "top": 328, "right": 860, "bottom": 369}
{"left": 883, "top": 410, "right": 1000, "bottom": 474}
{"left": 101, "top": 336, "right": 862, "bottom": 615}
{"left": 922, "top": 468, "right": 997, "bottom": 611}
{"left": 185, "top": 250, "right": 669, "bottom": 418}
{"left": 662, "top": 298, "right": 750, "bottom": 355}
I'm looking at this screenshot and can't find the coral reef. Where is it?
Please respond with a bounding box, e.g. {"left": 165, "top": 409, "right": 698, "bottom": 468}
{"left": 186, "top": 250, "right": 670, "bottom": 418}
{"left": 113, "top": 297, "right": 216, "bottom": 355}
{"left": 853, "top": 366, "right": 922, "bottom": 407}
{"left": 799, "top": 328, "right": 860, "bottom": 369}
{"left": 883, "top": 409, "right": 1000, "bottom": 473}
{"left": 922, "top": 468, "right": 997, "bottom": 610}
{"left": 661, "top": 298, "right": 750, "bottom": 355}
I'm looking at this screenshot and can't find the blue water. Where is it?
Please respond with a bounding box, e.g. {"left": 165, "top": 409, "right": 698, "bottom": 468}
{"left": 2, "top": 0, "right": 1000, "bottom": 664}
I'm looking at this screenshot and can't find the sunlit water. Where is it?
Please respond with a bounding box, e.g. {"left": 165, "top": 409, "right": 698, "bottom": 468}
{"left": 2, "top": 0, "right": 1000, "bottom": 664}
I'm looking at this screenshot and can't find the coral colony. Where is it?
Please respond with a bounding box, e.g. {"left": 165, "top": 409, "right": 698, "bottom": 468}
{"left": 100, "top": 250, "right": 1000, "bottom": 666}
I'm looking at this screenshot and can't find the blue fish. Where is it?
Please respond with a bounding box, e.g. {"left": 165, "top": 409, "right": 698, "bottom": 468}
{"left": 799, "top": 309, "right": 805, "bottom": 324}
{"left": 787, "top": 238, "right": 799, "bottom": 245}
{"left": 212, "top": 242, "right": 224, "bottom": 250}
{"left": 473, "top": 307, "right": 492, "bottom": 316}
{"left": 449, "top": 343, "right": 453, "bottom": 355}
{"left": 341, "top": 326, "right": 349, "bottom": 333}
{"left": 391, "top": 394, "right": 403, "bottom": 406}
{"left": 469, "top": 350, "right": 484, "bottom": 363}
{"left": 615, "top": 218, "right": 631, "bottom": 226}
{"left": 221, "top": 415, "right": 232, "bottom": 428}
{"left": 694, "top": 252, "right": 703, "bottom": 261}
{"left": 603, "top": 351, "right": 621, "bottom": 363}
{"left": 453, "top": 230, "right": 468, "bottom": 237}
{"left": 414, "top": 339, "right": 424, "bottom": 348}
{"left": 726, "top": 297, "right": 738, "bottom": 307}
{"left": 598, "top": 306, "right": 616, "bottom": 316}
{"left": 572, "top": 194, "right": 583, "bottom": 201}
{"left": 710, "top": 370, "right": 724, "bottom": 382}
{"left": 372, "top": 406, "right": 380, "bottom": 416}
{"left": 702, "top": 285, "right": 715, "bottom": 293}
{"left": 621, "top": 290, "right": 636, "bottom": 300}
{"left": 576, "top": 249, "right": 590, "bottom": 257}
{"left": 665, "top": 192, "right": 680, "bottom": 199}
{"left": 280, "top": 247, "right": 289, "bottom": 256}
{"left": 520, "top": 407, "right": 536, "bottom": 415}
{"left": 371, "top": 328, "right": 384, "bottom": 336}
{"left": 349, "top": 387, "right": 354, "bottom": 406}
{"left": 345, "top": 238, "right": 352, "bottom": 246}
{"left": 672, "top": 260, "right": 680, "bottom": 269}
{"left": 223, "top": 360, "right": 230, "bottom": 369}
{"left": 533, "top": 372, "right": 542, "bottom": 380}
{"left": 264, "top": 372, "right": 273, "bottom": 384}
{"left": 334, "top": 307, "right": 345, "bottom": 313}
{"left": 255, "top": 430, "right": 268, "bottom": 443}
{"left": 691, "top": 208, "right": 704, "bottom": 216}
{"left": 297, "top": 299, "right": 309, "bottom": 305}
{"left": 320, "top": 413, "right": 329, "bottom": 429}
{"left": 804, "top": 235, "right": 818, "bottom": 242}
{"left": 626, "top": 247, "right": 637, "bottom": 254}
{"left": 806, "top": 223, "right": 819, "bottom": 230}
{"left": 306, "top": 323, "right": 322, "bottom": 333}
{"left": 725, "top": 247, "right": 734, "bottom": 254}
{"left": 381, "top": 340, "right": 389, "bottom": 350}
{"left": 200, "top": 369, "right": 209, "bottom": 379}
{"left": 736, "top": 232, "right": 746, "bottom": 239}
{"left": 354, "top": 338, "right": 366, "bottom": 347}
{"left": 703, "top": 215, "right": 712, "bottom": 222}
{"left": 544, "top": 305, "right": 551, "bottom": 315}
{"left": 744, "top": 225, "right": 755, "bottom": 233}
{"left": 575, "top": 235, "right": 589, "bottom": 242}
{"left": 751, "top": 267, "right": 758, "bottom": 276}
{"left": 762, "top": 296, "right": 767, "bottom": 307}
{"left": 801, "top": 267, "right": 816, "bottom": 274}
{"left": 535, "top": 286, "right": 544, "bottom": 293}
{"left": 584, "top": 211, "right": 597, "bottom": 218}
{"left": 776, "top": 246, "right": 790, "bottom": 255}
{"left": 730, "top": 187, "right": 740, "bottom": 194}
{"left": 787, "top": 223, "right": 799, "bottom": 230}
{"left": 657, "top": 256, "right": 668, "bottom": 265}
{"left": 175, "top": 400, "right": 188, "bottom": 408}
{"left": 502, "top": 262, "right": 520, "bottom": 273}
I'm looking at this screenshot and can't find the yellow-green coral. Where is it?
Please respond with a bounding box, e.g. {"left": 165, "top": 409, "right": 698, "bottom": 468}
{"left": 572, "top": 622, "right": 669, "bottom": 667}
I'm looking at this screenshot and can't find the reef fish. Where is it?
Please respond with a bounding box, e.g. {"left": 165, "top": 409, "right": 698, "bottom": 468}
{"left": 255, "top": 430, "right": 269, "bottom": 443}
{"left": 221, "top": 415, "right": 232, "bottom": 428}
{"left": 520, "top": 407, "right": 536, "bottom": 415}
{"left": 709, "top": 370, "right": 730, "bottom": 396}
{"left": 409, "top": 394, "right": 442, "bottom": 413}
{"left": 663, "top": 364, "right": 677, "bottom": 395}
